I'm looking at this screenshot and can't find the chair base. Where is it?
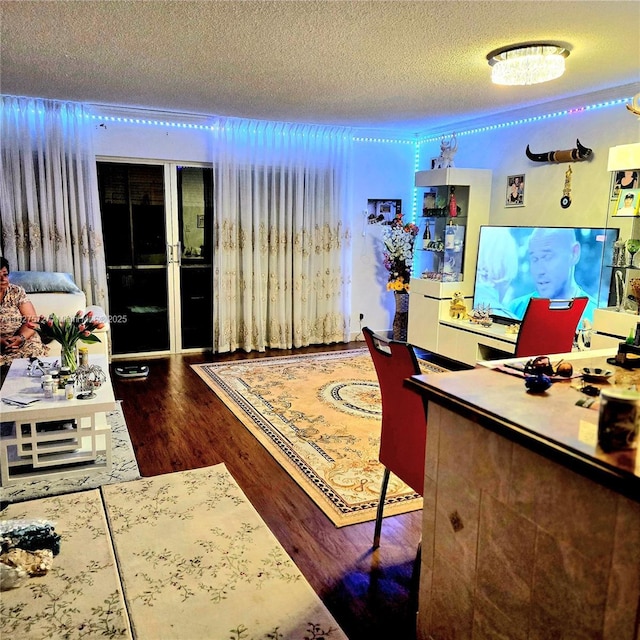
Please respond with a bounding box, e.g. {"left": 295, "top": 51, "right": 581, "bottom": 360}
{"left": 373, "top": 467, "right": 391, "bottom": 549}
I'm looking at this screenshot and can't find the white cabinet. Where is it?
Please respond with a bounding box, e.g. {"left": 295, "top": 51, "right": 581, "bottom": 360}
{"left": 408, "top": 168, "right": 492, "bottom": 358}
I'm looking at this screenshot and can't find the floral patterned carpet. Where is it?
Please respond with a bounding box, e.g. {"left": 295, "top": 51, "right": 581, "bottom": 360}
{"left": 103, "top": 464, "right": 347, "bottom": 639}
{"left": 0, "top": 489, "right": 131, "bottom": 638}
{"left": 192, "top": 349, "right": 445, "bottom": 527}
{"left": 1, "top": 464, "right": 347, "bottom": 639}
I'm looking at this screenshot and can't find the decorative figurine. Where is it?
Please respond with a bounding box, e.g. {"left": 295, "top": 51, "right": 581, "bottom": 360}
{"left": 449, "top": 291, "right": 468, "bottom": 320}
{"left": 525, "top": 373, "right": 553, "bottom": 393}
{"left": 469, "top": 304, "right": 493, "bottom": 327}
{"left": 74, "top": 364, "right": 107, "bottom": 400}
{"left": 433, "top": 133, "right": 458, "bottom": 169}
{"left": 26, "top": 358, "right": 56, "bottom": 377}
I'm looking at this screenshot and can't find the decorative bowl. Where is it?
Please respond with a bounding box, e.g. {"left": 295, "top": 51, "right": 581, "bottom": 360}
{"left": 581, "top": 367, "right": 614, "bottom": 383}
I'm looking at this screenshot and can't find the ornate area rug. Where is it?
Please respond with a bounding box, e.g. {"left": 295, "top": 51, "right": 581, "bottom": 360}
{"left": 102, "top": 464, "right": 347, "bottom": 639}
{"left": 192, "top": 349, "right": 446, "bottom": 527}
{"left": 0, "top": 403, "right": 140, "bottom": 504}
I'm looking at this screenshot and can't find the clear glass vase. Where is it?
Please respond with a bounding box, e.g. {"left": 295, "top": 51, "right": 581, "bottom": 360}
{"left": 61, "top": 344, "right": 78, "bottom": 372}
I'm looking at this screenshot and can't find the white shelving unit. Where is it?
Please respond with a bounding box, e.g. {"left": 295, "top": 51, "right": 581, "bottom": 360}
{"left": 408, "top": 168, "right": 492, "bottom": 362}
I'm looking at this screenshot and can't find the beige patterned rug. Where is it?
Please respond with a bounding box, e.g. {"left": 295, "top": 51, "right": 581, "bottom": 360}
{"left": 1, "top": 465, "right": 347, "bottom": 639}
{"left": 102, "top": 464, "right": 347, "bottom": 639}
{"left": 192, "top": 349, "right": 445, "bottom": 527}
{"left": 0, "top": 489, "right": 132, "bottom": 639}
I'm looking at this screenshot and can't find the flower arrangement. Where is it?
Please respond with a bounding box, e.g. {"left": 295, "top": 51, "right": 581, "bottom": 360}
{"left": 30, "top": 310, "right": 104, "bottom": 371}
{"left": 382, "top": 212, "right": 420, "bottom": 292}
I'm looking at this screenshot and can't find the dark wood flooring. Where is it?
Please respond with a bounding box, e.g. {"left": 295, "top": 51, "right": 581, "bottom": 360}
{"left": 110, "top": 342, "right": 423, "bottom": 640}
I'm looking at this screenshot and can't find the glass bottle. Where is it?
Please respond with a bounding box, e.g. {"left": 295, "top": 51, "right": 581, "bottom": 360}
{"left": 422, "top": 222, "right": 431, "bottom": 249}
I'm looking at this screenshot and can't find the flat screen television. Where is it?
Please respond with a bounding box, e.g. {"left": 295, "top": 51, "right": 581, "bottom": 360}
{"left": 472, "top": 226, "right": 619, "bottom": 325}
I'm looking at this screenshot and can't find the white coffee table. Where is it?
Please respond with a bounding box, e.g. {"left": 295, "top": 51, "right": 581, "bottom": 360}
{"left": 0, "top": 356, "right": 116, "bottom": 485}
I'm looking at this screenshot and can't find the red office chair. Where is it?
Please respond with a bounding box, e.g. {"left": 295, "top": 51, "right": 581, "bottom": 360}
{"left": 514, "top": 297, "right": 588, "bottom": 358}
{"left": 363, "top": 326, "right": 428, "bottom": 548}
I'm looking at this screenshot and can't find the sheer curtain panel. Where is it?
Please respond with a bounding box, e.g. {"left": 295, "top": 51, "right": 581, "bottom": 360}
{"left": 0, "top": 96, "right": 108, "bottom": 309}
{"left": 213, "top": 120, "right": 353, "bottom": 352}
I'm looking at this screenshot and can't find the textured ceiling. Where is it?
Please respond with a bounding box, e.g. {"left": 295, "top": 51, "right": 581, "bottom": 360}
{"left": 1, "top": 0, "right": 639, "bottom": 134}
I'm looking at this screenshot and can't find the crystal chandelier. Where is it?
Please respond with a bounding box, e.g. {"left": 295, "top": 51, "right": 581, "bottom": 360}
{"left": 487, "top": 44, "right": 569, "bottom": 86}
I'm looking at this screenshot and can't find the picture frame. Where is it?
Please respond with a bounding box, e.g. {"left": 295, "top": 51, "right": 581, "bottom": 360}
{"left": 366, "top": 198, "right": 401, "bottom": 224}
{"left": 197, "top": 214, "right": 205, "bottom": 228}
{"left": 613, "top": 188, "right": 640, "bottom": 217}
{"left": 505, "top": 174, "right": 525, "bottom": 207}
{"left": 611, "top": 169, "right": 640, "bottom": 200}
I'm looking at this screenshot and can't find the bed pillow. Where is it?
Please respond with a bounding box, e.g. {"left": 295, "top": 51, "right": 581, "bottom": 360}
{"left": 9, "top": 271, "right": 83, "bottom": 294}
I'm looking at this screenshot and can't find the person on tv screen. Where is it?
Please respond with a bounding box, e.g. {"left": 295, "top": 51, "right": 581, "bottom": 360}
{"left": 508, "top": 228, "right": 596, "bottom": 322}
{"left": 475, "top": 228, "right": 518, "bottom": 317}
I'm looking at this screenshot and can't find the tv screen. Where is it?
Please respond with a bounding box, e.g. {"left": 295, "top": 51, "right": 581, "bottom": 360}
{"left": 472, "top": 226, "right": 618, "bottom": 325}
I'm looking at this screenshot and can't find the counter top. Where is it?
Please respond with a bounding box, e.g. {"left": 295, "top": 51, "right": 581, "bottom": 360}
{"left": 439, "top": 317, "right": 518, "bottom": 344}
{"left": 408, "top": 349, "right": 640, "bottom": 501}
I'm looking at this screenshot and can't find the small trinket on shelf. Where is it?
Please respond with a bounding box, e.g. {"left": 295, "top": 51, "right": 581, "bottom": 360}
{"left": 525, "top": 373, "right": 552, "bottom": 393}
{"left": 449, "top": 186, "right": 457, "bottom": 218}
{"left": 449, "top": 292, "right": 467, "bottom": 320}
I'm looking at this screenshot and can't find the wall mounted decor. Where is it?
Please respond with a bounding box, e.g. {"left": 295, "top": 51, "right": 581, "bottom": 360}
{"left": 367, "top": 198, "right": 401, "bottom": 224}
{"left": 561, "top": 165, "right": 573, "bottom": 208}
{"left": 505, "top": 174, "right": 525, "bottom": 207}
{"left": 611, "top": 169, "right": 640, "bottom": 200}
{"left": 626, "top": 93, "right": 640, "bottom": 117}
{"left": 525, "top": 139, "right": 592, "bottom": 163}
{"left": 614, "top": 188, "right": 640, "bottom": 217}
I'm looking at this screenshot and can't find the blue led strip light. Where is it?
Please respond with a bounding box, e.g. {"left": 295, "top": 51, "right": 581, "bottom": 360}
{"left": 88, "top": 114, "right": 216, "bottom": 130}
{"left": 415, "top": 97, "right": 631, "bottom": 145}
{"left": 84, "top": 95, "right": 632, "bottom": 227}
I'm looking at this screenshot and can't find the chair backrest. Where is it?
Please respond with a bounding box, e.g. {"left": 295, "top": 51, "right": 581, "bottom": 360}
{"left": 514, "top": 297, "right": 588, "bottom": 358}
{"left": 363, "top": 327, "right": 428, "bottom": 495}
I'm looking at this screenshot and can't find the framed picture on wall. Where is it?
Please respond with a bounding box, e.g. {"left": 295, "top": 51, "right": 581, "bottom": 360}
{"left": 366, "top": 199, "right": 401, "bottom": 224}
{"left": 505, "top": 174, "right": 525, "bottom": 207}
{"left": 611, "top": 169, "right": 640, "bottom": 200}
{"left": 614, "top": 188, "right": 640, "bottom": 217}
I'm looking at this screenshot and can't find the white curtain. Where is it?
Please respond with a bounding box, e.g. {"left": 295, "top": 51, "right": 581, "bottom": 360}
{"left": 213, "top": 120, "right": 353, "bottom": 352}
{"left": 0, "top": 96, "right": 108, "bottom": 309}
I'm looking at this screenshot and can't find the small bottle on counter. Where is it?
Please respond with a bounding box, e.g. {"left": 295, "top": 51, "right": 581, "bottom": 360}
{"left": 59, "top": 366, "right": 71, "bottom": 389}
{"left": 65, "top": 377, "right": 75, "bottom": 400}
{"left": 79, "top": 347, "right": 89, "bottom": 367}
{"left": 42, "top": 375, "right": 54, "bottom": 399}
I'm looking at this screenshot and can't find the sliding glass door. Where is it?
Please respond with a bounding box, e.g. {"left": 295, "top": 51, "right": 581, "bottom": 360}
{"left": 97, "top": 161, "right": 213, "bottom": 356}
{"left": 173, "top": 166, "right": 214, "bottom": 350}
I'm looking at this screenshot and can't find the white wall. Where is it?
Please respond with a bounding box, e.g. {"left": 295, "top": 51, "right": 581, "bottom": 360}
{"left": 350, "top": 138, "right": 416, "bottom": 337}
{"left": 418, "top": 102, "right": 639, "bottom": 229}
{"left": 90, "top": 96, "right": 639, "bottom": 343}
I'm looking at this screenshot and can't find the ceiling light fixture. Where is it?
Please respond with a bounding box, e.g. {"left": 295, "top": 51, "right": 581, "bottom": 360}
{"left": 487, "top": 44, "right": 569, "bottom": 86}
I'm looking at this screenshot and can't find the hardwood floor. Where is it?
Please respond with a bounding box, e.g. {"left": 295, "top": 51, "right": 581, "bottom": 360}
{"left": 110, "top": 342, "right": 423, "bottom": 640}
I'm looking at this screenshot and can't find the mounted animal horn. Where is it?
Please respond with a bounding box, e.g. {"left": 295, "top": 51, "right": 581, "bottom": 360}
{"left": 526, "top": 139, "right": 593, "bottom": 163}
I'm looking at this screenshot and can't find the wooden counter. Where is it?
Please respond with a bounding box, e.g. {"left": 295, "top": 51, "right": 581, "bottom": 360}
{"left": 409, "top": 349, "right": 640, "bottom": 639}
{"left": 408, "top": 351, "right": 640, "bottom": 501}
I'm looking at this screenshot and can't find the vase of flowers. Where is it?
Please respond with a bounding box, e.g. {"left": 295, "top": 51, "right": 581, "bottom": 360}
{"left": 382, "top": 212, "right": 420, "bottom": 293}
{"left": 382, "top": 212, "right": 419, "bottom": 340}
{"left": 30, "top": 310, "right": 104, "bottom": 372}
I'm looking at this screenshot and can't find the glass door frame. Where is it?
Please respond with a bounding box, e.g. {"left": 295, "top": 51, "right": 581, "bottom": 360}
{"left": 97, "top": 156, "right": 213, "bottom": 358}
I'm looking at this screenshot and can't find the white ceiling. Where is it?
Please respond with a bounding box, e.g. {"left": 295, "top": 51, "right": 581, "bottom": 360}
{"left": 2, "top": 0, "right": 639, "bottom": 134}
